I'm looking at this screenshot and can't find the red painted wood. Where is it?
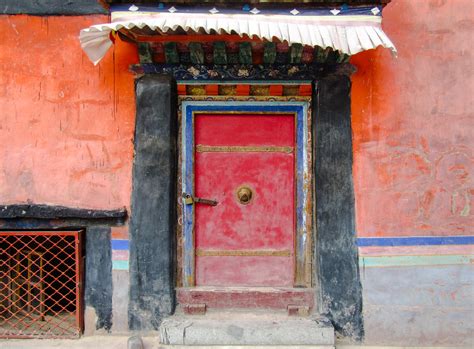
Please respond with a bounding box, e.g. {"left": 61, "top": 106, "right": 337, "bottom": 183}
{"left": 299, "top": 84, "right": 312, "bottom": 96}
{"left": 236, "top": 85, "right": 250, "bottom": 96}
{"left": 194, "top": 114, "right": 295, "bottom": 287}
{"left": 269, "top": 85, "right": 283, "bottom": 96}
{"left": 195, "top": 152, "right": 294, "bottom": 250}
{"left": 183, "top": 304, "right": 207, "bottom": 315}
{"left": 195, "top": 114, "right": 294, "bottom": 146}
{"left": 177, "top": 287, "right": 314, "bottom": 310}
{"left": 196, "top": 256, "right": 293, "bottom": 286}
{"left": 205, "top": 85, "right": 219, "bottom": 95}
{"left": 288, "top": 305, "right": 310, "bottom": 316}
{"left": 177, "top": 84, "right": 187, "bottom": 95}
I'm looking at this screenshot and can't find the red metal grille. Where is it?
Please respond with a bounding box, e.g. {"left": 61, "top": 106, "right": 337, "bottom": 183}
{"left": 0, "top": 231, "right": 83, "bottom": 338}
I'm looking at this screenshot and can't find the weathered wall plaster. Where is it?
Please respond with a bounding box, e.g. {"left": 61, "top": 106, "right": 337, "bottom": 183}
{"left": 361, "top": 265, "right": 474, "bottom": 346}
{"left": 351, "top": 0, "right": 473, "bottom": 345}
{"left": 351, "top": 0, "right": 473, "bottom": 237}
{"left": 0, "top": 15, "right": 137, "bottom": 210}
{"left": 0, "top": 15, "right": 137, "bottom": 335}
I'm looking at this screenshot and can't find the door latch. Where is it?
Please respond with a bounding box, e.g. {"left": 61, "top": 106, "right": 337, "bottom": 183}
{"left": 182, "top": 193, "right": 218, "bottom": 206}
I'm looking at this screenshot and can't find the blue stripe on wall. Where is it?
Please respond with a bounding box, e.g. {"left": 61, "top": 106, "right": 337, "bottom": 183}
{"left": 357, "top": 236, "right": 474, "bottom": 247}
{"left": 111, "top": 239, "right": 129, "bottom": 250}
{"left": 113, "top": 237, "right": 473, "bottom": 249}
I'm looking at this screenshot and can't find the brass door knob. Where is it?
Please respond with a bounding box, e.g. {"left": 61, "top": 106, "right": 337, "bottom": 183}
{"left": 237, "top": 186, "right": 253, "bottom": 205}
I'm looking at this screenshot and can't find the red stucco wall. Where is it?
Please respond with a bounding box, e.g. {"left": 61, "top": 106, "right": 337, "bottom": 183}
{"left": 351, "top": 0, "right": 473, "bottom": 237}
{"left": 0, "top": 15, "right": 137, "bottom": 210}
{"left": 1, "top": 0, "right": 471, "bottom": 234}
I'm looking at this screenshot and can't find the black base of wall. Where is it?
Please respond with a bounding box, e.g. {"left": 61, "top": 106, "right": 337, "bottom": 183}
{"left": 85, "top": 226, "right": 113, "bottom": 331}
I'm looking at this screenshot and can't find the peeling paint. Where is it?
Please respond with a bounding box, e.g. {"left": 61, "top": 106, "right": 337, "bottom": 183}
{"left": 0, "top": 16, "right": 137, "bottom": 210}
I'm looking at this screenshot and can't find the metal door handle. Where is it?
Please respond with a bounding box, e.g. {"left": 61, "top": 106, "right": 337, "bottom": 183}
{"left": 237, "top": 186, "right": 253, "bottom": 205}
{"left": 183, "top": 193, "right": 218, "bottom": 206}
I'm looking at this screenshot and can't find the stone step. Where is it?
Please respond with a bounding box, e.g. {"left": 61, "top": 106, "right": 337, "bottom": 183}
{"left": 158, "top": 344, "right": 335, "bottom": 349}
{"left": 159, "top": 311, "right": 334, "bottom": 346}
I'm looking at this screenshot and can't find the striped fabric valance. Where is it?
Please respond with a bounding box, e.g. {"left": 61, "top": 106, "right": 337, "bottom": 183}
{"left": 79, "top": 4, "right": 396, "bottom": 65}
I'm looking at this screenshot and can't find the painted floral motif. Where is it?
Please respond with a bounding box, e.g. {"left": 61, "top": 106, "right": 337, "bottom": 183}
{"left": 131, "top": 63, "right": 353, "bottom": 80}
{"left": 237, "top": 68, "right": 250, "bottom": 77}
{"left": 187, "top": 66, "right": 200, "bottom": 77}
{"left": 208, "top": 70, "right": 219, "bottom": 78}
{"left": 287, "top": 66, "right": 300, "bottom": 75}
{"left": 268, "top": 69, "right": 279, "bottom": 78}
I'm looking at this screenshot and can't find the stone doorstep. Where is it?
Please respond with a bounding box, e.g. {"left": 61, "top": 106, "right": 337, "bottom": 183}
{"left": 3, "top": 338, "right": 463, "bottom": 349}
{"left": 159, "top": 312, "right": 334, "bottom": 346}
{"left": 158, "top": 344, "right": 335, "bottom": 349}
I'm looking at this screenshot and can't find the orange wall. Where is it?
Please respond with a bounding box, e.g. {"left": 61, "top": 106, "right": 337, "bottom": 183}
{"left": 1, "top": 1, "right": 472, "bottom": 234}
{"left": 0, "top": 15, "right": 138, "bottom": 210}
{"left": 351, "top": 0, "right": 473, "bottom": 237}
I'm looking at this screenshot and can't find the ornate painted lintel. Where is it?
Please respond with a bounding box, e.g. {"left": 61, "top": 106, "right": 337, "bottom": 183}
{"left": 129, "top": 63, "right": 355, "bottom": 81}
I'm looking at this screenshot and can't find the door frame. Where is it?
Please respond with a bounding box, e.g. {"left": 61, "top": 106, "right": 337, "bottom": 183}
{"left": 180, "top": 99, "right": 312, "bottom": 288}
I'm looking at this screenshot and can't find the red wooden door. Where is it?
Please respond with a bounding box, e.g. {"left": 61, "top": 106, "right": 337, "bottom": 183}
{"left": 194, "top": 113, "right": 295, "bottom": 287}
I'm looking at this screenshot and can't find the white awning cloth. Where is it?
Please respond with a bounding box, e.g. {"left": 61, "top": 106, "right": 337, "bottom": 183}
{"left": 80, "top": 5, "right": 397, "bottom": 65}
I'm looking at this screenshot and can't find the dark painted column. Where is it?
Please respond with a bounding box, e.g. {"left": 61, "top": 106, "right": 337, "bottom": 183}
{"left": 313, "top": 74, "right": 364, "bottom": 340}
{"left": 85, "top": 226, "right": 113, "bottom": 331}
{"left": 129, "top": 75, "right": 178, "bottom": 330}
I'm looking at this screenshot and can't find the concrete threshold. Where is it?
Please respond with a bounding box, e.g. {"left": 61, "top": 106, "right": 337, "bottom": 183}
{"left": 159, "top": 346, "right": 333, "bottom": 349}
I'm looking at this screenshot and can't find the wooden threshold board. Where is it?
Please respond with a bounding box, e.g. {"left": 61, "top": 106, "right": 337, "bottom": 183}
{"left": 177, "top": 287, "right": 314, "bottom": 310}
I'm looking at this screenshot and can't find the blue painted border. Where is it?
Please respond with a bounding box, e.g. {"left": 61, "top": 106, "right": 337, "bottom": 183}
{"left": 181, "top": 101, "right": 310, "bottom": 287}
{"left": 111, "top": 239, "right": 129, "bottom": 250}
{"left": 357, "top": 236, "right": 474, "bottom": 247}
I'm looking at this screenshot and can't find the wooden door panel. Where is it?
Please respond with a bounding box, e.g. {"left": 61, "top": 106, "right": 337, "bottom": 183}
{"left": 194, "top": 113, "right": 295, "bottom": 287}
{"left": 195, "top": 152, "right": 294, "bottom": 250}
{"left": 196, "top": 256, "right": 293, "bottom": 286}
{"left": 195, "top": 114, "right": 294, "bottom": 146}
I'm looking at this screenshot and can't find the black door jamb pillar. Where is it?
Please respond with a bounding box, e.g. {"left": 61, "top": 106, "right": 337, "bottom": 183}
{"left": 129, "top": 74, "right": 178, "bottom": 330}
{"left": 313, "top": 73, "right": 364, "bottom": 341}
